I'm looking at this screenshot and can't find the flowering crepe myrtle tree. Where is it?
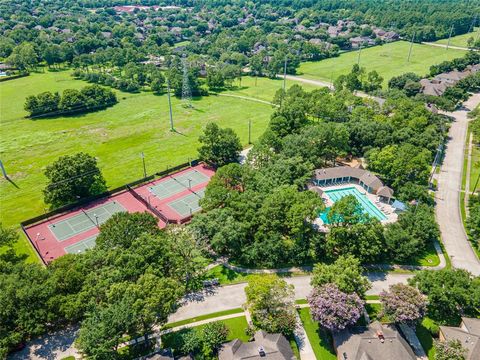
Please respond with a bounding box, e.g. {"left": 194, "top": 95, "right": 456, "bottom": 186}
{"left": 380, "top": 283, "right": 427, "bottom": 325}
{"left": 307, "top": 283, "right": 364, "bottom": 332}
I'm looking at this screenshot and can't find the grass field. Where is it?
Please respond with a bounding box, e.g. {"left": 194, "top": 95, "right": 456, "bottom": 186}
{"left": 297, "top": 41, "right": 466, "bottom": 86}
{"left": 435, "top": 28, "right": 479, "bottom": 48}
{"left": 0, "top": 70, "right": 275, "bottom": 261}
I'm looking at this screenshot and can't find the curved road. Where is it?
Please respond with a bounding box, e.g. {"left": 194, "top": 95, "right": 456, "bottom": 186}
{"left": 436, "top": 93, "right": 480, "bottom": 276}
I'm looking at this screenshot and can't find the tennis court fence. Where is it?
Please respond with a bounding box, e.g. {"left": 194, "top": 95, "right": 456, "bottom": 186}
{"left": 20, "top": 159, "right": 202, "bottom": 263}
{"left": 126, "top": 185, "right": 172, "bottom": 224}
{"left": 21, "top": 159, "right": 199, "bottom": 228}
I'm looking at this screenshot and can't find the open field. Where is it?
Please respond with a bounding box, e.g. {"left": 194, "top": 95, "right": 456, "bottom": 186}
{"left": 297, "top": 41, "right": 466, "bottom": 85}
{"left": 434, "top": 28, "right": 479, "bottom": 48}
{"left": 0, "top": 70, "right": 274, "bottom": 261}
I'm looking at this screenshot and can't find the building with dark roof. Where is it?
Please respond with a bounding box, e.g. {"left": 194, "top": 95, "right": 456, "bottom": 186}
{"left": 218, "top": 331, "right": 296, "bottom": 360}
{"left": 439, "top": 317, "right": 480, "bottom": 360}
{"left": 312, "top": 166, "right": 393, "bottom": 198}
{"left": 333, "top": 321, "right": 416, "bottom": 360}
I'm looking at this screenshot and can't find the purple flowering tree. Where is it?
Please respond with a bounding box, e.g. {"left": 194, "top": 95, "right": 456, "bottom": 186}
{"left": 380, "top": 283, "right": 427, "bottom": 324}
{"left": 307, "top": 283, "right": 364, "bottom": 332}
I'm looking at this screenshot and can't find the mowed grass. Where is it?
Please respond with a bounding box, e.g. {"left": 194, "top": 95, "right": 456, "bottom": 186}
{"left": 0, "top": 70, "right": 274, "bottom": 261}
{"left": 217, "top": 75, "right": 320, "bottom": 102}
{"left": 298, "top": 308, "right": 336, "bottom": 360}
{"left": 161, "top": 316, "right": 249, "bottom": 352}
{"left": 435, "top": 28, "right": 479, "bottom": 48}
{"left": 297, "top": 41, "right": 466, "bottom": 85}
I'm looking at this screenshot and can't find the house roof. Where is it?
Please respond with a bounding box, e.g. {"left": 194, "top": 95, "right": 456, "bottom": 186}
{"left": 144, "top": 349, "right": 174, "bottom": 360}
{"left": 218, "top": 330, "right": 295, "bottom": 360}
{"left": 377, "top": 186, "right": 394, "bottom": 198}
{"left": 333, "top": 321, "right": 416, "bottom": 360}
{"left": 439, "top": 318, "right": 480, "bottom": 360}
{"left": 313, "top": 167, "right": 385, "bottom": 193}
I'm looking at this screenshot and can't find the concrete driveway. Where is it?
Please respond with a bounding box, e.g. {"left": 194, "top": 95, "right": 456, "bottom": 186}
{"left": 436, "top": 93, "right": 480, "bottom": 276}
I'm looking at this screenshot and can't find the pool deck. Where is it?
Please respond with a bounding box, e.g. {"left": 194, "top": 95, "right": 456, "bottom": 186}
{"left": 313, "top": 183, "right": 398, "bottom": 231}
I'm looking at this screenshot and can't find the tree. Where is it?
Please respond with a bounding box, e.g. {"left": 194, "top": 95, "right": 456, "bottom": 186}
{"left": 434, "top": 339, "right": 467, "bottom": 360}
{"left": 409, "top": 269, "right": 480, "bottom": 324}
{"left": 95, "top": 212, "right": 159, "bottom": 250}
{"left": 327, "top": 195, "right": 367, "bottom": 226}
{"left": 325, "top": 220, "right": 386, "bottom": 263}
{"left": 59, "top": 89, "right": 85, "bottom": 111}
{"left": 380, "top": 284, "right": 427, "bottom": 324}
{"left": 311, "top": 255, "right": 371, "bottom": 297}
{"left": 77, "top": 300, "right": 135, "bottom": 359}
{"left": 245, "top": 275, "right": 297, "bottom": 335}
{"left": 362, "top": 70, "right": 383, "bottom": 93}
{"left": 6, "top": 42, "right": 38, "bottom": 71}
{"left": 198, "top": 122, "right": 242, "bottom": 168}
{"left": 43, "top": 152, "right": 107, "bottom": 207}
{"left": 308, "top": 283, "right": 364, "bottom": 332}
{"left": 201, "top": 322, "right": 229, "bottom": 357}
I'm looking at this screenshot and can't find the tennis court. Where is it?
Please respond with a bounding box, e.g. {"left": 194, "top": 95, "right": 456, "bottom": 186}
{"left": 167, "top": 189, "right": 205, "bottom": 217}
{"left": 64, "top": 235, "right": 98, "bottom": 254}
{"left": 48, "top": 201, "right": 126, "bottom": 241}
{"left": 149, "top": 169, "right": 210, "bottom": 200}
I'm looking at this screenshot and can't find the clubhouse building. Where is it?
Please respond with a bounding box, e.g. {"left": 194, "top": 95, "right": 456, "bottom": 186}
{"left": 312, "top": 166, "right": 395, "bottom": 202}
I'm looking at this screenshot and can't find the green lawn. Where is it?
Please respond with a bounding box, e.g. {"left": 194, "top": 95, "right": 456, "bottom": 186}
{"left": 216, "top": 75, "right": 320, "bottom": 102}
{"left": 416, "top": 317, "right": 439, "bottom": 360}
{"left": 297, "top": 308, "right": 337, "bottom": 360}
{"left": 435, "top": 28, "right": 479, "bottom": 48}
{"left": 0, "top": 70, "right": 274, "bottom": 262}
{"left": 297, "top": 41, "right": 466, "bottom": 86}
{"left": 470, "top": 139, "right": 480, "bottom": 194}
{"left": 161, "top": 316, "right": 250, "bottom": 355}
{"left": 163, "top": 308, "right": 244, "bottom": 329}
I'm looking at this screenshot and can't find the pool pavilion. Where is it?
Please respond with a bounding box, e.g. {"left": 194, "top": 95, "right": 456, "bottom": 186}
{"left": 312, "top": 166, "right": 394, "bottom": 203}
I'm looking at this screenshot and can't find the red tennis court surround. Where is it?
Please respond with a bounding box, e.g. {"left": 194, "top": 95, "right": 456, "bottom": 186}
{"left": 130, "top": 164, "right": 215, "bottom": 223}
{"left": 24, "top": 163, "right": 215, "bottom": 264}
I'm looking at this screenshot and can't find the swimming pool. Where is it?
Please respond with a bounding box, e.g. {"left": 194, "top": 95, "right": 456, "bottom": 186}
{"left": 319, "top": 186, "right": 387, "bottom": 223}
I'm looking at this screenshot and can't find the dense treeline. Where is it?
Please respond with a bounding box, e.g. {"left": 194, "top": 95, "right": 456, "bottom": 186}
{"left": 1, "top": 0, "right": 477, "bottom": 79}
{"left": 191, "top": 85, "right": 445, "bottom": 267}
{"left": 24, "top": 84, "right": 117, "bottom": 117}
{"left": 0, "top": 214, "right": 207, "bottom": 358}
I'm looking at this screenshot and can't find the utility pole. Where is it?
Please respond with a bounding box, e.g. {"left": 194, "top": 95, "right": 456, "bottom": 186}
{"left": 407, "top": 32, "right": 415, "bottom": 62}
{"left": 140, "top": 152, "right": 147, "bottom": 178}
{"left": 446, "top": 25, "right": 454, "bottom": 50}
{"left": 248, "top": 120, "right": 252, "bottom": 144}
{"left": 468, "top": 14, "right": 477, "bottom": 34}
{"left": 0, "top": 160, "right": 7, "bottom": 179}
{"left": 283, "top": 55, "right": 287, "bottom": 91}
{"left": 166, "top": 79, "right": 174, "bottom": 131}
{"left": 357, "top": 44, "right": 363, "bottom": 66}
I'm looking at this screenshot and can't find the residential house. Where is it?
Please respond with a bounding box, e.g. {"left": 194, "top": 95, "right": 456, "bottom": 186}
{"left": 333, "top": 321, "right": 416, "bottom": 360}
{"left": 439, "top": 317, "right": 480, "bottom": 360}
{"left": 420, "top": 65, "right": 479, "bottom": 96}
{"left": 219, "top": 330, "right": 296, "bottom": 360}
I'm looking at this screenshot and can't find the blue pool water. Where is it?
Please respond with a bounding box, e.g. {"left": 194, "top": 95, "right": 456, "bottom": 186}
{"left": 319, "top": 187, "right": 387, "bottom": 224}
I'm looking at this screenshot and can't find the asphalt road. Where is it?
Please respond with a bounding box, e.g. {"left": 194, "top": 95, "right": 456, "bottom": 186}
{"left": 168, "top": 273, "right": 413, "bottom": 323}
{"left": 436, "top": 93, "right": 480, "bottom": 276}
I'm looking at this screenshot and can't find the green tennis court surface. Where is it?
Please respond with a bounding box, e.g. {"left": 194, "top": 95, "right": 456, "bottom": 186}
{"left": 48, "top": 201, "right": 126, "bottom": 241}
{"left": 149, "top": 170, "right": 209, "bottom": 200}
{"left": 168, "top": 189, "right": 205, "bottom": 217}
{"left": 64, "top": 235, "right": 97, "bottom": 254}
